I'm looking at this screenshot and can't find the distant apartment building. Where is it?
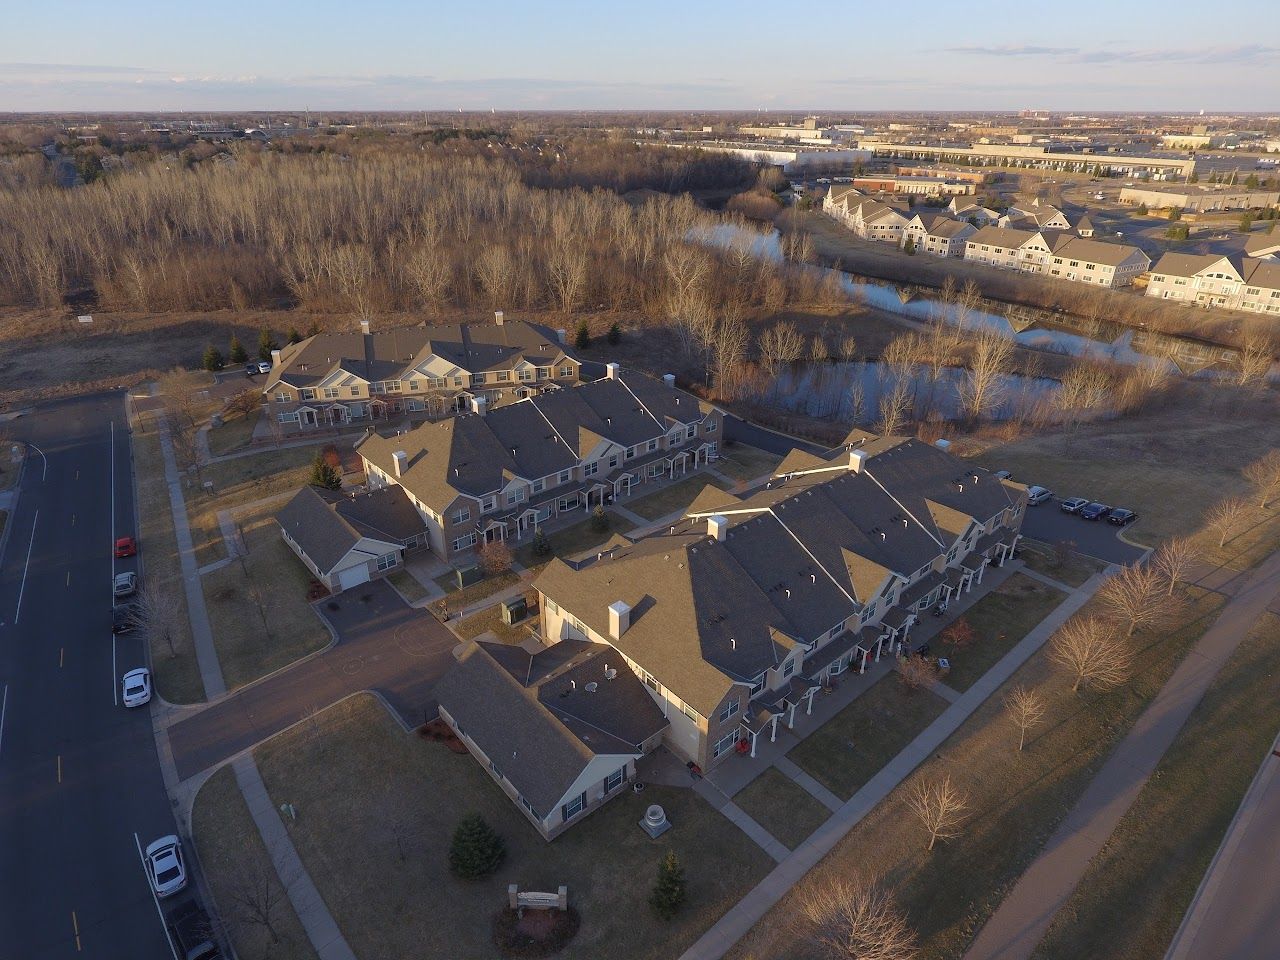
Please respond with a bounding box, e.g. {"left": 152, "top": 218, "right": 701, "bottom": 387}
{"left": 964, "top": 226, "right": 1150, "bottom": 287}
{"left": 851, "top": 175, "right": 976, "bottom": 197}
{"left": 1145, "top": 253, "right": 1280, "bottom": 315}
{"left": 262, "top": 315, "right": 579, "bottom": 432}
{"left": 822, "top": 186, "right": 910, "bottom": 244}
{"left": 1118, "top": 186, "right": 1280, "bottom": 213}
{"left": 858, "top": 141, "right": 1196, "bottom": 178}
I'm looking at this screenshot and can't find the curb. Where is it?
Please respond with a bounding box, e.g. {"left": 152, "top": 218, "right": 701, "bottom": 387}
{"left": 0, "top": 448, "right": 28, "bottom": 568}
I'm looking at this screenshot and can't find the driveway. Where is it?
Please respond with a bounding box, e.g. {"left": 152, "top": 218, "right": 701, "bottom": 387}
{"left": 1020, "top": 501, "right": 1147, "bottom": 565}
{"left": 167, "top": 581, "right": 457, "bottom": 782}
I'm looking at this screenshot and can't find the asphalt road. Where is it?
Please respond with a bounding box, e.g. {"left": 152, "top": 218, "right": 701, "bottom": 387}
{"left": 1019, "top": 501, "right": 1147, "bottom": 565}
{"left": 168, "top": 580, "right": 456, "bottom": 782}
{"left": 0, "top": 392, "right": 178, "bottom": 959}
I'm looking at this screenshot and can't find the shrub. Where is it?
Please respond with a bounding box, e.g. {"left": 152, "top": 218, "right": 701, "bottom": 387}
{"left": 607, "top": 322, "right": 621, "bottom": 345}
{"left": 649, "top": 852, "right": 686, "bottom": 920}
{"left": 449, "top": 814, "right": 506, "bottom": 881}
{"left": 573, "top": 319, "right": 591, "bottom": 350}
{"left": 478, "top": 539, "right": 513, "bottom": 576}
{"left": 228, "top": 336, "right": 248, "bottom": 364}
{"left": 202, "top": 345, "right": 225, "bottom": 371}
{"left": 590, "top": 505, "right": 609, "bottom": 533}
{"left": 531, "top": 527, "right": 552, "bottom": 557}
{"left": 257, "top": 326, "right": 280, "bottom": 361}
{"left": 309, "top": 451, "right": 342, "bottom": 490}
{"left": 287, "top": 325, "right": 303, "bottom": 344}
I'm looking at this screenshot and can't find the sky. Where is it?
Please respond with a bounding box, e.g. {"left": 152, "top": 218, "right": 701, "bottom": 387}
{"left": 2, "top": 0, "right": 1278, "bottom": 112}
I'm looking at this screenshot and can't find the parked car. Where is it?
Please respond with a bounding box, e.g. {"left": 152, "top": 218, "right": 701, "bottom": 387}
{"left": 114, "top": 536, "right": 137, "bottom": 558}
{"left": 1026, "top": 485, "right": 1054, "bottom": 505}
{"left": 122, "top": 668, "right": 152, "bottom": 708}
{"left": 1107, "top": 508, "right": 1139, "bottom": 526}
{"left": 113, "top": 571, "right": 138, "bottom": 598}
{"left": 243, "top": 363, "right": 258, "bottom": 377}
{"left": 1079, "top": 502, "right": 1111, "bottom": 521}
{"left": 167, "top": 901, "right": 220, "bottom": 960}
{"left": 256, "top": 360, "right": 272, "bottom": 374}
{"left": 993, "top": 469, "right": 1013, "bottom": 481}
{"left": 144, "top": 836, "right": 187, "bottom": 898}
{"left": 1060, "top": 497, "right": 1090, "bottom": 514}
{"left": 112, "top": 602, "right": 140, "bottom": 635}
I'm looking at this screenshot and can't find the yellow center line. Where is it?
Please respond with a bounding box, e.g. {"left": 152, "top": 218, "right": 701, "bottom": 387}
{"left": 71, "top": 911, "right": 81, "bottom": 951}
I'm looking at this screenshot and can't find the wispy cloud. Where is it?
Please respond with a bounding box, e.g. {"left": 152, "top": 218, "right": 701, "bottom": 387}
{"left": 946, "top": 44, "right": 1280, "bottom": 65}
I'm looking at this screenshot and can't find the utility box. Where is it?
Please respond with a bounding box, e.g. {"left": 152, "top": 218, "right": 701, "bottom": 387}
{"left": 453, "top": 564, "right": 482, "bottom": 590}
{"left": 501, "top": 596, "right": 528, "bottom": 625}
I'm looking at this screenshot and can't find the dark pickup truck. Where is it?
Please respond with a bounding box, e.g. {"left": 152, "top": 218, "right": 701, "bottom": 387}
{"left": 167, "top": 901, "right": 220, "bottom": 960}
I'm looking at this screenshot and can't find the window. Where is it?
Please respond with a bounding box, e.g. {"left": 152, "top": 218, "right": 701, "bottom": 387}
{"left": 718, "top": 699, "right": 740, "bottom": 723}
{"left": 561, "top": 792, "right": 587, "bottom": 821}
{"left": 375, "top": 552, "right": 398, "bottom": 571}
{"left": 275, "top": 393, "right": 288, "bottom": 403}
{"left": 749, "top": 674, "right": 766, "bottom": 695}
{"left": 489, "top": 759, "right": 502, "bottom": 779}
{"left": 647, "top": 439, "right": 658, "bottom": 453}
{"left": 686, "top": 425, "right": 697, "bottom": 439}
{"left": 453, "top": 375, "right": 464, "bottom": 387}
{"left": 276, "top": 412, "right": 298, "bottom": 423}
{"left": 350, "top": 386, "right": 360, "bottom": 396}
{"left": 471, "top": 374, "right": 484, "bottom": 386}
{"left": 604, "top": 766, "right": 626, "bottom": 793}
{"left": 408, "top": 380, "right": 419, "bottom": 390}
{"left": 451, "top": 507, "right": 471, "bottom": 525}
{"left": 519, "top": 368, "right": 534, "bottom": 382}
{"left": 545, "top": 598, "right": 558, "bottom": 614}
{"left": 705, "top": 419, "right": 716, "bottom": 433}
{"left": 537, "top": 367, "right": 549, "bottom": 380}
{"left": 519, "top": 796, "right": 535, "bottom": 815}
{"left": 299, "top": 388, "right": 315, "bottom": 401}
{"left": 782, "top": 659, "right": 795, "bottom": 678}
{"left": 558, "top": 494, "right": 580, "bottom": 510}
{"left": 680, "top": 701, "right": 699, "bottom": 722}
{"left": 384, "top": 380, "right": 401, "bottom": 392}
{"left": 506, "top": 488, "right": 526, "bottom": 506}
{"left": 322, "top": 387, "right": 340, "bottom": 399}
{"left": 560, "top": 364, "right": 573, "bottom": 377}
{"left": 559, "top": 470, "right": 572, "bottom": 484}
{"left": 451, "top": 533, "right": 477, "bottom": 551}
{"left": 860, "top": 601, "right": 877, "bottom": 623}
{"left": 625, "top": 446, "right": 637, "bottom": 460}
{"left": 497, "top": 370, "right": 510, "bottom": 382}
{"left": 531, "top": 479, "right": 544, "bottom": 493}
{"left": 481, "top": 496, "right": 496, "bottom": 512}
{"left": 583, "top": 461, "right": 598, "bottom": 477}
{"left": 712, "top": 731, "right": 738, "bottom": 759}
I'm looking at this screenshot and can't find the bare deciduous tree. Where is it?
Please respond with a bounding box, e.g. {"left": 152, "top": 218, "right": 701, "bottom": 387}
{"left": 1236, "top": 335, "right": 1273, "bottom": 390}
{"left": 1243, "top": 451, "right": 1280, "bottom": 511}
{"left": 959, "top": 327, "right": 1014, "bottom": 421}
{"left": 794, "top": 876, "right": 918, "bottom": 960}
{"left": 135, "top": 582, "right": 185, "bottom": 657}
{"left": 1150, "top": 537, "right": 1200, "bottom": 597}
{"left": 1204, "top": 496, "right": 1250, "bottom": 548}
{"left": 876, "top": 379, "right": 913, "bottom": 437}
{"left": 758, "top": 321, "right": 806, "bottom": 374}
{"left": 1003, "top": 685, "right": 1046, "bottom": 752}
{"left": 897, "top": 654, "right": 940, "bottom": 691}
{"left": 906, "top": 774, "right": 970, "bottom": 850}
{"left": 227, "top": 850, "right": 294, "bottom": 946}
{"left": 1049, "top": 615, "right": 1132, "bottom": 693}
{"left": 1097, "top": 563, "right": 1174, "bottom": 636}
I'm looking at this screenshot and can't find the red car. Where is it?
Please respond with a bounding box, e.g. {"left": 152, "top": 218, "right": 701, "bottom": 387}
{"left": 115, "top": 536, "right": 138, "bottom": 558}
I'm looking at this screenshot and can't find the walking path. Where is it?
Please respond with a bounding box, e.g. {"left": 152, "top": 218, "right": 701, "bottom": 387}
{"left": 964, "top": 545, "right": 1280, "bottom": 960}
{"left": 678, "top": 569, "right": 1109, "bottom": 960}
{"left": 772, "top": 756, "right": 843, "bottom": 813}
{"left": 233, "top": 757, "right": 358, "bottom": 960}
{"left": 692, "top": 780, "right": 790, "bottom": 864}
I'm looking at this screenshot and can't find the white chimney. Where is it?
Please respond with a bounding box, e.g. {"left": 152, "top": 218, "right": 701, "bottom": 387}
{"left": 708, "top": 515, "right": 728, "bottom": 542}
{"left": 849, "top": 448, "right": 868, "bottom": 473}
{"left": 270, "top": 348, "right": 281, "bottom": 365}
{"left": 494, "top": 310, "right": 505, "bottom": 326}
{"left": 557, "top": 328, "right": 568, "bottom": 345}
{"left": 662, "top": 373, "right": 676, "bottom": 389}
{"left": 934, "top": 438, "right": 952, "bottom": 452}
{"left": 359, "top": 319, "right": 371, "bottom": 335}
{"left": 606, "top": 362, "right": 621, "bottom": 380}
{"left": 608, "top": 600, "right": 631, "bottom": 639}
{"left": 392, "top": 450, "right": 408, "bottom": 477}
{"left": 470, "top": 395, "right": 488, "bottom": 417}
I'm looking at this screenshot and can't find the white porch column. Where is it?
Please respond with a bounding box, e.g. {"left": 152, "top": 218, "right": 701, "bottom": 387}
{"left": 806, "top": 687, "right": 817, "bottom": 716}
{"left": 859, "top": 649, "right": 868, "bottom": 674}
{"left": 787, "top": 700, "right": 798, "bottom": 729}
{"left": 874, "top": 637, "right": 883, "bottom": 662}
{"left": 749, "top": 730, "right": 757, "bottom": 759}
{"left": 770, "top": 715, "right": 780, "bottom": 743}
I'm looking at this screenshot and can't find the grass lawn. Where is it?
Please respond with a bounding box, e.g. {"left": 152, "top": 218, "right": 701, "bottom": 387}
{"left": 626, "top": 473, "right": 734, "bottom": 522}
{"left": 0, "top": 509, "right": 6, "bottom": 537}
{"left": 1033, "top": 611, "right": 1280, "bottom": 960}
{"left": 386, "top": 568, "right": 429, "bottom": 604}
{"left": 206, "top": 407, "right": 260, "bottom": 456}
{"left": 788, "top": 674, "right": 949, "bottom": 801}
{"left": 131, "top": 426, "right": 202, "bottom": 703}
{"left": 201, "top": 504, "right": 331, "bottom": 690}
{"left": 510, "top": 511, "right": 636, "bottom": 574}
{"left": 254, "top": 695, "right": 775, "bottom": 960}
{"left": 732, "top": 768, "right": 832, "bottom": 850}
{"left": 1018, "top": 539, "right": 1104, "bottom": 588}
{"left": 432, "top": 570, "right": 521, "bottom": 610}
{"left": 188, "top": 446, "right": 327, "bottom": 568}
{"left": 454, "top": 603, "right": 537, "bottom": 643}
{"left": 714, "top": 444, "right": 784, "bottom": 485}
{"left": 730, "top": 586, "right": 1228, "bottom": 960}
{"left": 942, "top": 573, "right": 1066, "bottom": 693}
{"left": 0, "top": 459, "right": 17, "bottom": 493}
{"left": 191, "top": 766, "right": 317, "bottom": 960}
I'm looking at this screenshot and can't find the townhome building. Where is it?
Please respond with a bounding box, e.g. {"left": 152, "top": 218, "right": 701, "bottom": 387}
{"left": 262, "top": 314, "right": 580, "bottom": 433}
{"left": 434, "top": 434, "right": 1025, "bottom": 838}
{"left": 900, "top": 213, "right": 977, "bottom": 258}
{"left": 999, "top": 202, "right": 1074, "bottom": 231}
{"left": 354, "top": 366, "right": 723, "bottom": 562}
{"left": 964, "top": 226, "right": 1150, "bottom": 287}
{"left": 1145, "top": 253, "right": 1280, "bottom": 315}
{"left": 822, "top": 186, "right": 911, "bottom": 244}
{"left": 948, "top": 198, "right": 1001, "bottom": 224}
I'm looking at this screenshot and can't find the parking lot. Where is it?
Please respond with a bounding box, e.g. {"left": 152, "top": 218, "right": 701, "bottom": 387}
{"left": 1021, "top": 495, "right": 1147, "bottom": 564}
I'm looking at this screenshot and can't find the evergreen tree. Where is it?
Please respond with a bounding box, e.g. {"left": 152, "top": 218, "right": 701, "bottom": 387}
{"left": 649, "top": 852, "right": 686, "bottom": 920}
{"left": 229, "top": 335, "right": 249, "bottom": 364}
{"left": 1135, "top": 203, "right": 1148, "bottom": 215}
{"left": 590, "top": 505, "right": 609, "bottom": 533}
{"left": 574, "top": 319, "right": 591, "bottom": 351}
{"left": 307, "top": 320, "right": 322, "bottom": 337}
{"left": 1245, "top": 173, "right": 1259, "bottom": 189}
{"left": 1239, "top": 213, "right": 1254, "bottom": 234}
{"left": 258, "top": 327, "right": 280, "bottom": 361}
{"left": 287, "top": 325, "right": 303, "bottom": 344}
{"left": 202, "top": 345, "right": 225, "bottom": 371}
{"left": 448, "top": 814, "right": 506, "bottom": 881}
{"left": 309, "top": 451, "right": 342, "bottom": 491}
{"left": 531, "top": 527, "right": 552, "bottom": 558}
{"left": 902, "top": 237, "right": 916, "bottom": 255}
{"left": 607, "top": 322, "right": 621, "bottom": 346}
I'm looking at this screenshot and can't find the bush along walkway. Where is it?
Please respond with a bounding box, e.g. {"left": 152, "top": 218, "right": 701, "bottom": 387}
{"left": 963, "top": 545, "right": 1280, "bottom": 960}
{"left": 677, "top": 569, "right": 1110, "bottom": 960}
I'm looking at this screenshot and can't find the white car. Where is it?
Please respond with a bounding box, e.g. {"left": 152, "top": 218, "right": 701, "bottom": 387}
{"left": 144, "top": 835, "right": 187, "bottom": 898}
{"left": 113, "top": 571, "right": 137, "bottom": 598}
{"left": 257, "top": 360, "right": 272, "bottom": 374}
{"left": 1026, "top": 485, "right": 1054, "bottom": 505}
{"left": 122, "top": 668, "right": 151, "bottom": 708}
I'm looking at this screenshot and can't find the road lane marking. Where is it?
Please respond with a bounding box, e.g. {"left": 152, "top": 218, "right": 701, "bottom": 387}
{"left": 27, "top": 442, "right": 48, "bottom": 482}
{"left": 133, "top": 832, "right": 182, "bottom": 960}
{"left": 66, "top": 571, "right": 71, "bottom": 587}
{"left": 57, "top": 754, "right": 62, "bottom": 783}
{"left": 13, "top": 509, "right": 38, "bottom": 625}
{"left": 0, "top": 684, "right": 7, "bottom": 758}
{"left": 71, "top": 514, "right": 76, "bottom": 526}
{"left": 60, "top": 647, "right": 64, "bottom": 668}
{"left": 71, "top": 911, "right": 81, "bottom": 951}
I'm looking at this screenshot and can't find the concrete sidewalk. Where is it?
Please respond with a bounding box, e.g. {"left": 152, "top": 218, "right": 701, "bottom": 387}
{"left": 233, "top": 757, "right": 357, "bottom": 960}
{"left": 678, "top": 569, "right": 1108, "bottom": 960}
{"left": 964, "top": 546, "right": 1280, "bottom": 960}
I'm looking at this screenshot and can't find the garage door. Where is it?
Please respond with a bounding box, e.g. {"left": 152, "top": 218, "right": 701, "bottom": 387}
{"left": 337, "top": 564, "right": 371, "bottom": 591}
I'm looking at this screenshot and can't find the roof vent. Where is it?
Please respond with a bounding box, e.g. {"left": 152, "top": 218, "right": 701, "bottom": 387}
{"left": 585, "top": 682, "right": 598, "bottom": 693}
{"left": 663, "top": 373, "right": 676, "bottom": 389}
{"left": 850, "top": 448, "right": 868, "bottom": 473}
{"left": 604, "top": 667, "right": 617, "bottom": 680}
